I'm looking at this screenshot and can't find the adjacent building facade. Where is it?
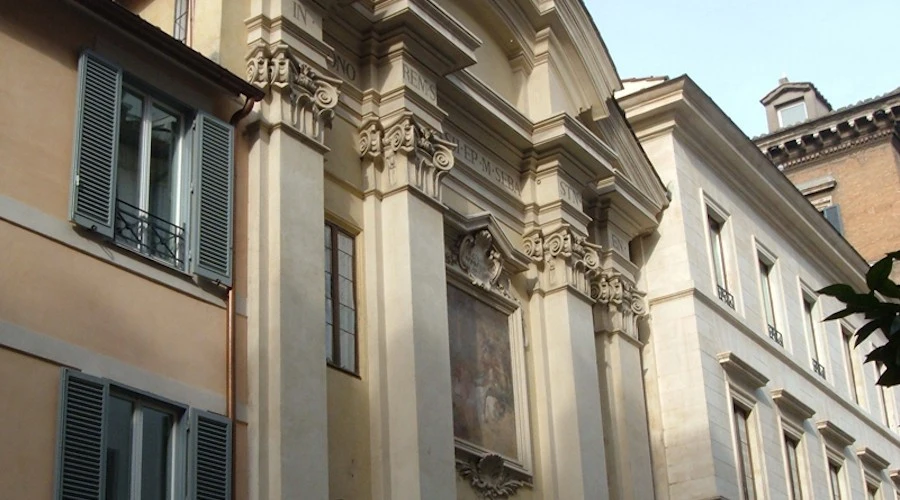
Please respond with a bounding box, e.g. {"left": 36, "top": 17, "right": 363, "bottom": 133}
{"left": 754, "top": 79, "right": 900, "bottom": 271}
{"left": 620, "top": 76, "right": 900, "bottom": 500}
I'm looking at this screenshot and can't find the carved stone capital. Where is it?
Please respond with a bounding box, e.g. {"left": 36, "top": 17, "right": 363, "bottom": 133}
{"left": 456, "top": 454, "right": 526, "bottom": 499}
{"left": 591, "top": 270, "right": 648, "bottom": 339}
{"left": 446, "top": 229, "right": 514, "bottom": 301}
{"left": 247, "top": 42, "right": 341, "bottom": 142}
{"left": 359, "top": 113, "right": 456, "bottom": 200}
{"left": 523, "top": 226, "right": 601, "bottom": 297}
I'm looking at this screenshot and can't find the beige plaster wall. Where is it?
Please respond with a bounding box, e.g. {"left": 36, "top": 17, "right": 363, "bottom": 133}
{"left": 440, "top": 1, "right": 518, "bottom": 105}
{"left": 0, "top": 350, "right": 60, "bottom": 500}
{"left": 127, "top": 0, "right": 177, "bottom": 37}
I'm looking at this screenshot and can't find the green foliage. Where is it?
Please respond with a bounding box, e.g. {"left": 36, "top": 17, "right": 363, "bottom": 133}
{"left": 818, "top": 253, "right": 900, "bottom": 387}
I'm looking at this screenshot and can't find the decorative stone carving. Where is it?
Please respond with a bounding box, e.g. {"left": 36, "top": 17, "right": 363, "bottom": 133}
{"left": 523, "top": 226, "right": 601, "bottom": 297}
{"left": 359, "top": 113, "right": 456, "bottom": 200}
{"left": 446, "top": 229, "right": 513, "bottom": 300}
{"left": 456, "top": 454, "right": 526, "bottom": 500}
{"left": 246, "top": 42, "right": 341, "bottom": 142}
{"left": 591, "top": 270, "right": 648, "bottom": 339}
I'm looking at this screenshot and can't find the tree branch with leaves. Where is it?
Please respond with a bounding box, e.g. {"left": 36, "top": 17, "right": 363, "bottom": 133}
{"left": 818, "top": 252, "right": 900, "bottom": 387}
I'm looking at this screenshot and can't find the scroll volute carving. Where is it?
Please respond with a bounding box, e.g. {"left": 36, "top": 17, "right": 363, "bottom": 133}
{"left": 246, "top": 42, "right": 341, "bottom": 142}
{"left": 456, "top": 453, "right": 526, "bottom": 499}
{"left": 522, "top": 226, "right": 602, "bottom": 297}
{"left": 359, "top": 113, "right": 456, "bottom": 200}
{"left": 591, "top": 270, "right": 649, "bottom": 339}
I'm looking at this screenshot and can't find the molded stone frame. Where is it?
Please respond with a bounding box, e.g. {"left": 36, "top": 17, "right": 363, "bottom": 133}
{"left": 771, "top": 388, "right": 816, "bottom": 498}
{"left": 719, "top": 352, "right": 769, "bottom": 498}
{"left": 817, "top": 419, "right": 855, "bottom": 500}
{"left": 702, "top": 191, "right": 737, "bottom": 312}
{"left": 754, "top": 237, "right": 785, "bottom": 349}
{"left": 444, "top": 213, "right": 533, "bottom": 494}
{"left": 857, "top": 447, "right": 890, "bottom": 500}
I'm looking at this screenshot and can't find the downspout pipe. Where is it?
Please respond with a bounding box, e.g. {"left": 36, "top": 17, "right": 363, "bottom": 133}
{"left": 225, "top": 91, "right": 261, "bottom": 499}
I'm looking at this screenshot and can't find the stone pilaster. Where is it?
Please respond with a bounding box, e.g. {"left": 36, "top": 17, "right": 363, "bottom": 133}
{"left": 244, "top": 37, "right": 341, "bottom": 500}
{"left": 522, "top": 223, "right": 612, "bottom": 499}
{"left": 360, "top": 113, "right": 459, "bottom": 500}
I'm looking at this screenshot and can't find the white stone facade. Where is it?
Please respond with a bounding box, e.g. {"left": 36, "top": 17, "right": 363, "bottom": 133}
{"left": 621, "top": 76, "right": 900, "bottom": 500}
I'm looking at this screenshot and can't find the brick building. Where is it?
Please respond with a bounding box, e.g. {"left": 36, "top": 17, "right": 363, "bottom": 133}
{"left": 754, "top": 80, "right": 900, "bottom": 268}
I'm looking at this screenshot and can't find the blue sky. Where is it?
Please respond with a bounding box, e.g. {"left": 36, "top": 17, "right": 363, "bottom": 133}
{"left": 586, "top": 0, "right": 900, "bottom": 138}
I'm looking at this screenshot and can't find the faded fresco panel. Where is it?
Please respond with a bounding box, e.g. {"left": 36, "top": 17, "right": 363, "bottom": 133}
{"left": 447, "top": 285, "right": 517, "bottom": 458}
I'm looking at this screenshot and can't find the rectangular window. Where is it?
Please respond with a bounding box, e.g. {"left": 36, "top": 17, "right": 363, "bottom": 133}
{"left": 803, "top": 295, "right": 825, "bottom": 378}
{"left": 325, "top": 223, "right": 357, "bottom": 373}
{"left": 733, "top": 405, "right": 757, "bottom": 500}
{"left": 174, "top": 0, "right": 189, "bottom": 43}
{"left": 759, "top": 258, "right": 782, "bottom": 345}
{"left": 708, "top": 213, "right": 733, "bottom": 308}
{"left": 55, "top": 370, "right": 231, "bottom": 500}
{"left": 777, "top": 100, "right": 808, "bottom": 127}
{"left": 876, "top": 363, "right": 891, "bottom": 425}
{"left": 828, "top": 462, "right": 843, "bottom": 500}
{"left": 784, "top": 434, "right": 803, "bottom": 500}
{"left": 70, "top": 52, "right": 235, "bottom": 284}
{"left": 843, "top": 328, "right": 862, "bottom": 404}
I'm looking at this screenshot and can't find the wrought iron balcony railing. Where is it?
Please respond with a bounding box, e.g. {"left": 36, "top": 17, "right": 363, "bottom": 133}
{"left": 767, "top": 324, "right": 784, "bottom": 346}
{"left": 114, "top": 199, "right": 185, "bottom": 269}
{"left": 717, "top": 285, "right": 735, "bottom": 309}
{"left": 811, "top": 358, "right": 826, "bottom": 379}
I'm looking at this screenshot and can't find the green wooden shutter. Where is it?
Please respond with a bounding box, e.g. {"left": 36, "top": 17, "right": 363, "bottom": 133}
{"left": 55, "top": 369, "right": 108, "bottom": 500}
{"left": 187, "top": 409, "right": 232, "bottom": 500}
{"left": 194, "top": 112, "right": 234, "bottom": 286}
{"left": 71, "top": 52, "right": 122, "bottom": 238}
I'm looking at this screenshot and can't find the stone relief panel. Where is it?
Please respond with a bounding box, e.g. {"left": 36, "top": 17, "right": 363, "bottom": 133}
{"left": 247, "top": 42, "right": 341, "bottom": 142}
{"left": 359, "top": 113, "right": 456, "bottom": 200}
{"left": 445, "top": 227, "right": 532, "bottom": 497}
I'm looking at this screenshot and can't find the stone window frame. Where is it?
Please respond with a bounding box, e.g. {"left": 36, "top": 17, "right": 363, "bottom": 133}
{"left": 817, "top": 420, "right": 855, "bottom": 500}
{"left": 703, "top": 193, "right": 737, "bottom": 311}
{"left": 719, "top": 352, "right": 769, "bottom": 499}
{"left": 858, "top": 447, "right": 890, "bottom": 500}
{"left": 754, "top": 238, "right": 785, "bottom": 348}
{"left": 771, "top": 388, "right": 815, "bottom": 500}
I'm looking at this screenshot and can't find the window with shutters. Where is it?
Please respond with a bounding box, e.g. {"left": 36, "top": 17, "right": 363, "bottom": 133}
{"left": 325, "top": 222, "right": 358, "bottom": 374}
{"left": 70, "top": 51, "right": 234, "bottom": 285}
{"left": 55, "top": 369, "right": 232, "bottom": 500}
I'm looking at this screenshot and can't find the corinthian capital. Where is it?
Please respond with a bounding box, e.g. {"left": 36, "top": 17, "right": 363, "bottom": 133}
{"left": 358, "top": 113, "right": 456, "bottom": 200}
{"left": 247, "top": 42, "right": 341, "bottom": 142}
{"left": 523, "top": 225, "right": 601, "bottom": 297}
{"left": 591, "top": 270, "right": 648, "bottom": 340}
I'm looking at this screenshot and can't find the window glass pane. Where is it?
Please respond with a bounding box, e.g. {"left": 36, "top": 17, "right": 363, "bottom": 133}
{"left": 105, "top": 396, "right": 134, "bottom": 500}
{"left": 140, "top": 407, "right": 172, "bottom": 500}
{"left": 829, "top": 463, "right": 842, "bottom": 500}
{"left": 805, "top": 300, "right": 819, "bottom": 356}
{"left": 778, "top": 101, "right": 808, "bottom": 127}
{"left": 339, "top": 277, "right": 355, "bottom": 307}
{"left": 117, "top": 90, "right": 144, "bottom": 209}
{"left": 147, "top": 105, "right": 179, "bottom": 223}
{"left": 785, "top": 436, "right": 802, "bottom": 500}
{"left": 340, "top": 305, "right": 355, "bottom": 334}
{"left": 709, "top": 217, "right": 726, "bottom": 288}
{"left": 326, "top": 323, "right": 334, "bottom": 362}
{"left": 337, "top": 232, "right": 353, "bottom": 255}
{"left": 733, "top": 406, "right": 756, "bottom": 500}
{"left": 759, "top": 261, "right": 775, "bottom": 326}
{"left": 340, "top": 330, "right": 355, "bottom": 371}
{"left": 338, "top": 250, "right": 353, "bottom": 279}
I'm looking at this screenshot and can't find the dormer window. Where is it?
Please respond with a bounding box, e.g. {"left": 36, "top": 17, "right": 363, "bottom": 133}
{"left": 777, "top": 100, "right": 808, "bottom": 127}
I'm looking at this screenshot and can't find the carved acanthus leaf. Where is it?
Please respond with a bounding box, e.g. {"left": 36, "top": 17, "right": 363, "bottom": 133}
{"left": 456, "top": 454, "right": 526, "bottom": 500}
{"left": 246, "top": 42, "right": 341, "bottom": 141}
{"left": 523, "top": 227, "right": 601, "bottom": 296}
{"left": 358, "top": 114, "right": 456, "bottom": 199}
{"left": 591, "top": 270, "right": 649, "bottom": 339}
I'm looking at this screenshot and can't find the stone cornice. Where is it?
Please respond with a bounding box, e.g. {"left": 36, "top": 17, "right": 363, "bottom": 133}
{"left": 857, "top": 446, "right": 890, "bottom": 472}
{"left": 717, "top": 352, "right": 768, "bottom": 390}
{"left": 758, "top": 107, "right": 899, "bottom": 170}
{"left": 770, "top": 388, "right": 815, "bottom": 421}
{"left": 531, "top": 113, "right": 618, "bottom": 185}
{"left": 816, "top": 419, "right": 855, "bottom": 449}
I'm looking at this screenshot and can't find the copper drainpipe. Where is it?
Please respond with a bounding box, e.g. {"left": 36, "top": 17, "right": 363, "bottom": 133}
{"left": 225, "top": 94, "right": 259, "bottom": 499}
